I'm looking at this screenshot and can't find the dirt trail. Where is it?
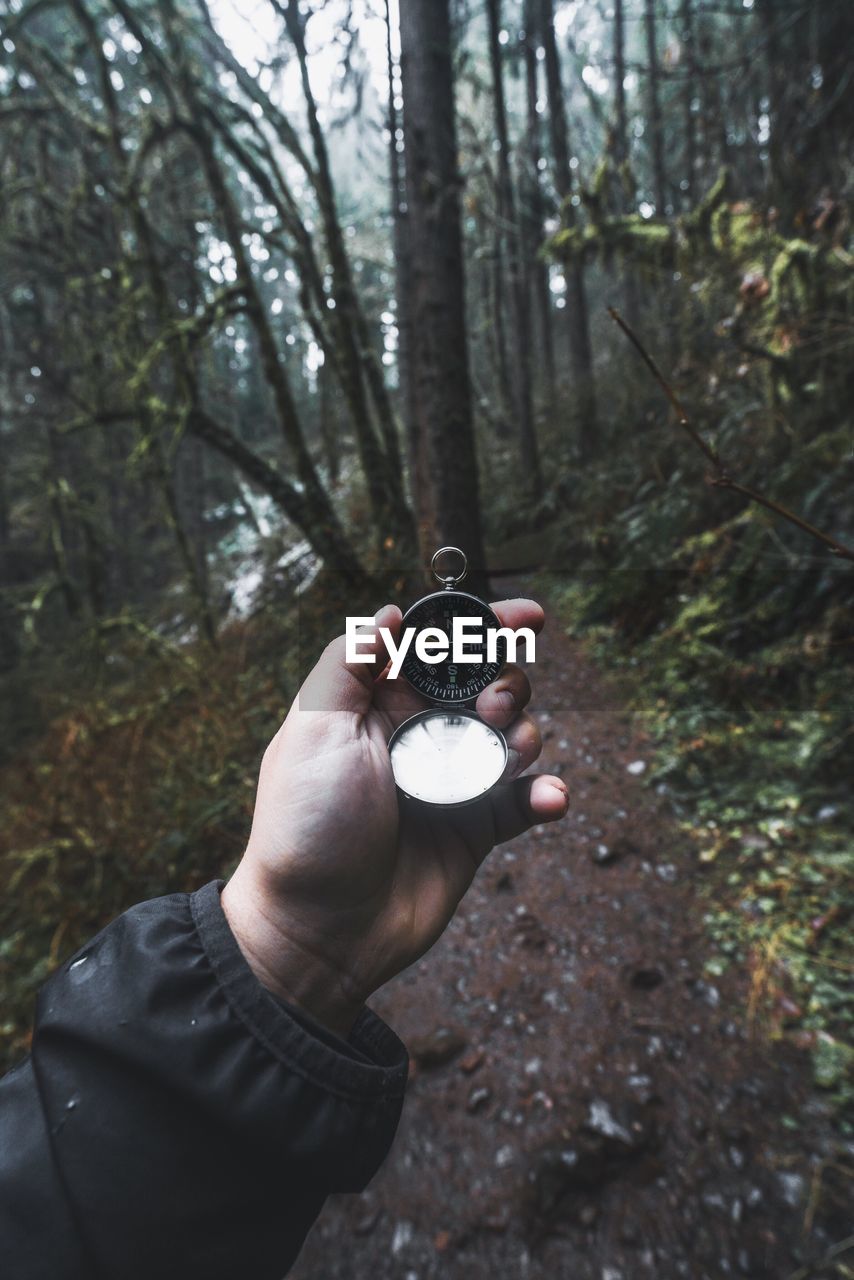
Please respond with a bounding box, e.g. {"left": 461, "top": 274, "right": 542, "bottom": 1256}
{"left": 291, "top": 595, "right": 837, "bottom": 1280}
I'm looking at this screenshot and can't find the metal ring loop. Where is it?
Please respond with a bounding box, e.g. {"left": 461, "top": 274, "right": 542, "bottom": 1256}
{"left": 431, "top": 546, "right": 467, "bottom": 588}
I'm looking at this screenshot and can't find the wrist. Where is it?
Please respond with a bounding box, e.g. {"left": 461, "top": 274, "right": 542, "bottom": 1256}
{"left": 221, "top": 866, "right": 365, "bottom": 1039}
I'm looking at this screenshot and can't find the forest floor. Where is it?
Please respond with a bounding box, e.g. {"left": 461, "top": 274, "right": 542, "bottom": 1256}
{"left": 291, "top": 587, "right": 848, "bottom": 1280}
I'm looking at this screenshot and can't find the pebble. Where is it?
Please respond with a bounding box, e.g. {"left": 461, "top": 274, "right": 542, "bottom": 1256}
{"left": 353, "top": 1207, "right": 381, "bottom": 1237}
{"left": 391, "top": 1220, "right": 413, "bottom": 1254}
{"left": 459, "top": 1048, "right": 485, "bottom": 1074}
{"left": 409, "top": 1026, "right": 467, "bottom": 1069}
{"left": 626, "top": 760, "right": 646, "bottom": 775}
{"left": 586, "top": 1099, "right": 633, "bottom": 1145}
{"left": 691, "top": 980, "right": 721, "bottom": 1008}
{"left": 467, "top": 1086, "right": 492, "bottom": 1114}
{"left": 495, "top": 1144, "right": 515, "bottom": 1168}
{"left": 776, "top": 1170, "right": 806, "bottom": 1208}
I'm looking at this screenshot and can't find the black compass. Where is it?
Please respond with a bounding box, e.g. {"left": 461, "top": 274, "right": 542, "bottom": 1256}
{"left": 388, "top": 548, "right": 509, "bottom": 807}
{"left": 399, "top": 588, "right": 507, "bottom": 703}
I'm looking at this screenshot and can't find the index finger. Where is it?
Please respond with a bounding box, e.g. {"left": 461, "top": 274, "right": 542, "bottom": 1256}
{"left": 490, "top": 597, "right": 545, "bottom": 637}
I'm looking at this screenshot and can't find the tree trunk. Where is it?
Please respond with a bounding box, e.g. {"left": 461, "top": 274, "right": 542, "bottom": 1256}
{"left": 644, "top": 0, "right": 668, "bottom": 215}
{"left": 486, "top": 0, "right": 541, "bottom": 497}
{"left": 680, "top": 0, "right": 697, "bottom": 210}
{"left": 398, "top": 0, "right": 488, "bottom": 584}
{"left": 538, "top": 0, "right": 598, "bottom": 459}
{"left": 384, "top": 0, "right": 426, "bottom": 538}
{"left": 613, "top": 0, "right": 629, "bottom": 188}
{"left": 612, "top": 0, "right": 642, "bottom": 331}
{"left": 521, "top": 3, "right": 556, "bottom": 403}
{"left": 280, "top": 0, "right": 415, "bottom": 560}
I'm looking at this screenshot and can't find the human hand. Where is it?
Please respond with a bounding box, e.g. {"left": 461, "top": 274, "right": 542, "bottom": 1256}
{"left": 222, "top": 599, "right": 569, "bottom": 1037}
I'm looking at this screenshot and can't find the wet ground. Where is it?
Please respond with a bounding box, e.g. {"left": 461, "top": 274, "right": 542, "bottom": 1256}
{"left": 291, "top": 599, "right": 846, "bottom": 1279}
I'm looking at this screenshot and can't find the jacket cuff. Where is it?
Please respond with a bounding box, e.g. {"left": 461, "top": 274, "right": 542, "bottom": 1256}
{"left": 190, "top": 880, "right": 408, "bottom": 1101}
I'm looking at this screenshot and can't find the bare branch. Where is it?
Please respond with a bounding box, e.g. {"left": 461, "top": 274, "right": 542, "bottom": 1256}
{"left": 608, "top": 307, "right": 854, "bottom": 565}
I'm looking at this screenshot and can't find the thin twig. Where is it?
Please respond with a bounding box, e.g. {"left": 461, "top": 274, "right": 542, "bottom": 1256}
{"left": 608, "top": 307, "right": 854, "bottom": 565}
{"left": 786, "top": 1231, "right": 854, "bottom": 1280}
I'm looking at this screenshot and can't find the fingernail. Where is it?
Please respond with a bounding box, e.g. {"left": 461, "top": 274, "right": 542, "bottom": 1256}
{"left": 505, "top": 748, "right": 522, "bottom": 779}
{"left": 550, "top": 780, "right": 570, "bottom": 812}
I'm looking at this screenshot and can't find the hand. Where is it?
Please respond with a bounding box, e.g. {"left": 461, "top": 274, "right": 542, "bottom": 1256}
{"left": 222, "top": 599, "right": 569, "bottom": 1037}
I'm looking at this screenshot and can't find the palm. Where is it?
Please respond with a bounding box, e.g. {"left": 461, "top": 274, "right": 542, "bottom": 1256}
{"left": 235, "top": 597, "right": 568, "bottom": 1022}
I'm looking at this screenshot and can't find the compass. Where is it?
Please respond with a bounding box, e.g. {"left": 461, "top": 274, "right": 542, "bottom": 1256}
{"left": 388, "top": 547, "right": 509, "bottom": 807}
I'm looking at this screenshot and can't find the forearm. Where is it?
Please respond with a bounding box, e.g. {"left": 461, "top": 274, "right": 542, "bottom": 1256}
{"left": 0, "top": 882, "right": 408, "bottom": 1280}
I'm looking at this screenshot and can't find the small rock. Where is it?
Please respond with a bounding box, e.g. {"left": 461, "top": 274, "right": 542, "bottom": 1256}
{"left": 495, "top": 1144, "right": 515, "bottom": 1168}
{"left": 353, "top": 1207, "right": 382, "bottom": 1237}
{"left": 459, "top": 1048, "right": 485, "bottom": 1075}
{"left": 409, "top": 1026, "right": 467, "bottom": 1070}
{"left": 391, "top": 1220, "right": 414, "bottom": 1254}
{"left": 579, "top": 1203, "right": 598, "bottom": 1226}
{"left": 433, "top": 1229, "right": 451, "bottom": 1252}
{"left": 776, "top": 1170, "right": 806, "bottom": 1208}
{"left": 690, "top": 980, "right": 720, "bottom": 1008}
{"left": 626, "top": 760, "right": 646, "bottom": 775}
{"left": 586, "top": 1100, "right": 633, "bottom": 1145}
{"left": 592, "top": 843, "right": 617, "bottom": 865}
{"left": 467, "top": 1086, "right": 492, "bottom": 1114}
{"left": 626, "top": 1074, "right": 656, "bottom": 1104}
{"left": 656, "top": 863, "right": 677, "bottom": 883}
{"left": 630, "top": 966, "right": 665, "bottom": 991}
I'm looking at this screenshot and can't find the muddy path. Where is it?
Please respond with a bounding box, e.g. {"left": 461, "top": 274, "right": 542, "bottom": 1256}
{"left": 291, "top": 593, "right": 841, "bottom": 1280}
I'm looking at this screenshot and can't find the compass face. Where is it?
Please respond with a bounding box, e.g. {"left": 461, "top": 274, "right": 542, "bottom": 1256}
{"left": 389, "top": 708, "right": 508, "bottom": 806}
{"left": 400, "top": 590, "right": 507, "bottom": 704}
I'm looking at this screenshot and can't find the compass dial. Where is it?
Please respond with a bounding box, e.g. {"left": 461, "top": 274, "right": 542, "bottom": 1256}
{"left": 399, "top": 590, "right": 507, "bottom": 704}
{"left": 389, "top": 709, "right": 508, "bottom": 805}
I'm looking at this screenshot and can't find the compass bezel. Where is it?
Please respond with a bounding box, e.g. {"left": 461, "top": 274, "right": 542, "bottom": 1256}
{"left": 398, "top": 588, "right": 507, "bottom": 706}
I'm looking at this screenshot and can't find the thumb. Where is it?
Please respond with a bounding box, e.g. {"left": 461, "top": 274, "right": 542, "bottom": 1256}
{"left": 296, "top": 604, "right": 403, "bottom": 715}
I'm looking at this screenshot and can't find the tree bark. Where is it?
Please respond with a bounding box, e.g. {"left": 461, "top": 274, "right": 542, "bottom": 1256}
{"left": 279, "top": 0, "right": 415, "bottom": 560}
{"left": 398, "top": 0, "right": 488, "bottom": 583}
{"left": 486, "top": 0, "right": 541, "bottom": 497}
{"left": 680, "top": 0, "right": 697, "bottom": 210}
{"left": 613, "top": 0, "right": 629, "bottom": 186}
{"left": 520, "top": 3, "right": 556, "bottom": 403}
{"left": 644, "top": 0, "right": 668, "bottom": 215}
{"left": 384, "top": 0, "right": 424, "bottom": 533}
{"left": 538, "top": 0, "right": 598, "bottom": 459}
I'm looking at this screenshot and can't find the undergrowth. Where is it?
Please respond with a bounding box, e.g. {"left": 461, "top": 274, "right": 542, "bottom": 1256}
{"left": 0, "top": 573, "right": 353, "bottom": 1071}
{"left": 549, "top": 508, "right": 853, "bottom": 1130}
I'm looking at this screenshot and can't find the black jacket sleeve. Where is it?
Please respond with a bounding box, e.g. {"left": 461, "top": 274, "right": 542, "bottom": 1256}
{"left": 0, "top": 880, "right": 408, "bottom": 1280}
